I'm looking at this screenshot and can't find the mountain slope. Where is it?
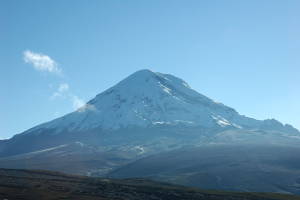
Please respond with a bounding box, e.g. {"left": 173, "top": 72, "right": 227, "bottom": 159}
{"left": 0, "top": 142, "right": 137, "bottom": 176}
{"left": 109, "top": 144, "right": 300, "bottom": 194}
{"left": 0, "top": 168, "right": 299, "bottom": 200}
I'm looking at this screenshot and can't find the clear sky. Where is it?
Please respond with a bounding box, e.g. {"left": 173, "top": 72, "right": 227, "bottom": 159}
{"left": 1, "top": 0, "right": 299, "bottom": 139}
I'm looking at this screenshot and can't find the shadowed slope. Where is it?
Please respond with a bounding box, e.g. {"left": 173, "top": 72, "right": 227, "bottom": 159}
{"left": 0, "top": 168, "right": 299, "bottom": 200}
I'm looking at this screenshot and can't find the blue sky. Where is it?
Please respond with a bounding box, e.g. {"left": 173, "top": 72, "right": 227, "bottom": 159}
{"left": 1, "top": 0, "right": 299, "bottom": 139}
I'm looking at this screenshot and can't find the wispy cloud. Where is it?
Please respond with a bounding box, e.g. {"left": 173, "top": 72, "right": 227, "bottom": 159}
{"left": 23, "top": 50, "right": 89, "bottom": 113}
{"left": 72, "top": 95, "right": 85, "bottom": 110}
{"left": 71, "top": 94, "right": 96, "bottom": 112}
{"left": 58, "top": 83, "right": 69, "bottom": 92}
{"left": 77, "top": 103, "right": 96, "bottom": 112}
{"left": 51, "top": 83, "right": 90, "bottom": 111}
{"left": 23, "top": 50, "right": 62, "bottom": 74}
{"left": 51, "top": 83, "right": 69, "bottom": 99}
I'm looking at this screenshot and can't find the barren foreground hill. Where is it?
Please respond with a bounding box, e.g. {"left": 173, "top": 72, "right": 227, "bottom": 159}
{"left": 0, "top": 168, "right": 299, "bottom": 200}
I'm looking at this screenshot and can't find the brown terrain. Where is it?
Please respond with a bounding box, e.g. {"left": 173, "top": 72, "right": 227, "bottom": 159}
{"left": 0, "top": 168, "right": 299, "bottom": 200}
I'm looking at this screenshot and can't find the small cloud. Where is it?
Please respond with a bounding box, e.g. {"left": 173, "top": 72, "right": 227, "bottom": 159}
{"left": 77, "top": 103, "right": 96, "bottom": 113}
{"left": 53, "top": 111, "right": 61, "bottom": 118}
{"left": 23, "top": 50, "right": 91, "bottom": 113}
{"left": 50, "top": 83, "right": 69, "bottom": 99}
{"left": 50, "top": 84, "right": 92, "bottom": 112}
{"left": 51, "top": 92, "right": 61, "bottom": 99}
{"left": 72, "top": 95, "right": 85, "bottom": 110}
{"left": 71, "top": 95, "right": 96, "bottom": 112}
{"left": 58, "top": 83, "right": 69, "bottom": 92}
{"left": 23, "top": 50, "right": 61, "bottom": 74}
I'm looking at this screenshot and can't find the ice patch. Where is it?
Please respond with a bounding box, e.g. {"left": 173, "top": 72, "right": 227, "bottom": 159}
{"left": 158, "top": 82, "right": 172, "bottom": 95}
{"left": 212, "top": 115, "right": 231, "bottom": 127}
{"left": 153, "top": 121, "right": 171, "bottom": 125}
{"left": 174, "top": 120, "right": 194, "bottom": 124}
{"left": 75, "top": 141, "right": 84, "bottom": 147}
{"left": 27, "top": 144, "right": 68, "bottom": 154}
{"left": 133, "top": 145, "right": 145, "bottom": 155}
{"left": 182, "top": 82, "right": 190, "bottom": 88}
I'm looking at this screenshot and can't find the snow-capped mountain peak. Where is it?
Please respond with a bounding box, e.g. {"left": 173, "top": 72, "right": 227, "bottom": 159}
{"left": 25, "top": 69, "right": 299, "bottom": 135}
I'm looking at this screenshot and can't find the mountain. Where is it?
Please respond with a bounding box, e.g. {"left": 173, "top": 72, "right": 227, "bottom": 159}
{"left": 1, "top": 69, "right": 300, "bottom": 194}
{"left": 15, "top": 69, "right": 300, "bottom": 133}
{"left": 1, "top": 69, "right": 298, "bottom": 156}
{"left": 1, "top": 168, "right": 299, "bottom": 200}
{"left": 0, "top": 142, "right": 135, "bottom": 176}
{"left": 109, "top": 144, "right": 300, "bottom": 194}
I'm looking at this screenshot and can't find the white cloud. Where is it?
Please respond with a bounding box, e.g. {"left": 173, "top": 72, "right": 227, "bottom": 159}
{"left": 51, "top": 92, "right": 61, "bottom": 99}
{"left": 23, "top": 50, "right": 61, "bottom": 74}
{"left": 72, "top": 95, "right": 85, "bottom": 109}
{"left": 23, "top": 50, "right": 89, "bottom": 112}
{"left": 50, "top": 83, "right": 91, "bottom": 112}
{"left": 78, "top": 103, "right": 96, "bottom": 113}
{"left": 58, "top": 83, "right": 69, "bottom": 92}
{"left": 51, "top": 83, "right": 69, "bottom": 99}
{"left": 53, "top": 111, "right": 61, "bottom": 118}
{"left": 71, "top": 95, "right": 97, "bottom": 112}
